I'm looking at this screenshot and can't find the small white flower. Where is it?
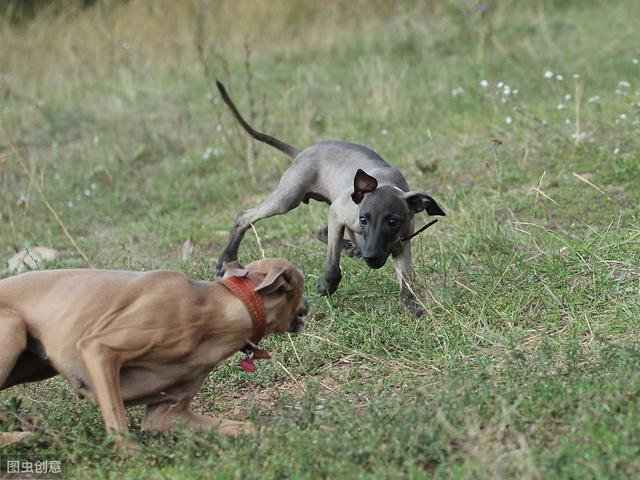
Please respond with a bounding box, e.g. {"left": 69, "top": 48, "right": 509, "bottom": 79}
{"left": 588, "top": 95, "right": 600, "bottom": 103}
{"left": 564, "top": 119, "right": 571, "bottom": 125}
{"left": 207, "top": 93, "right": 214, "bottom": 101}
{"left": 93, "top": 136, "right": 100, "bottom": 145}
{"left": 335, "top": 85, "right": 342, "bottom": 92}
{"left": 90, "top": 182, "right": 97, "bottom": 191}
{"left": 557, "top": 103, "right": 566, "bottom": 110}
{"left": 497, "top": 81, "right": 504, "bottom": 89}
{"left": 613, "top": 147, "right": 620, "bottom": 155}
{"left": 512, "top": 89, "right": 519, "bottom": 95}
{"left": 633, "top": 59, "right": 639, "bottom": 65}
{"left": 616, "top": 113, "right": 627, "bottom": 125}
{"left": 616, "top": 113, "right": 628, "bottom": 124}
{"left": 556, "top": 74, "right": 564, "bottom": 81}
{"left": 84, "top": 189, "right": 91, "bottom": 197}
{"left": 480, "top": 80, "right": 489, "bottom": 88}
{"left": 501, "top": 98, "right": 507, "bottom": 103}
{"left": 573, "top": 74, "right": 581, "bottom": 79}
{"left": 203, "top": 146, "right": 214, "bottom": 160}
{"left": 215, "top": 124, "right": 223, "bottom": 132}
{"left": 67, "top": 201, "right": 74, "bottom": 208}
{"left": 381, "top": 128, "right": 389, "bottom": 136}
{"left": 616, "top": 81, "right": 631, "bottom": 95}
{"left": 544, "top": 70, "right": 554, "bottom": 79}
{"left": 451, "top": 87, "right": 464, "bottom": 96}
{"left": 505, "top": 116, "right": 513, "bottom": 125}
{"left": 503, "top": 86, "right": 512, "bottom": 96}
{"left": 564, "top": 94, "right": 572, "bottom": 100}
{"left": 571, "top": 132, "right": 587, "bottom": 141}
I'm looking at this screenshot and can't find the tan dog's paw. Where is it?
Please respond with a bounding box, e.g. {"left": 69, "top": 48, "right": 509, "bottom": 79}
{"left": 217, "top": 419, "right": 256, "bottom": 437}
{"left": 109, "top": 431, "right": 141, "bottom": 453}
{"left": 0, "top": 431, "right": 33, "bottom": 448}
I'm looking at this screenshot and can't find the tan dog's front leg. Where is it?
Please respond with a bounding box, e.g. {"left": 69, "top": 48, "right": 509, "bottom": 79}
{"left": 78, "top": 340, "right": 129, "bottom": 441}
{"left": 0, "top": 312, "right": 27, "bottom": 389}
{"left": 143, "top": 400, "right": 255, "bottom": 436}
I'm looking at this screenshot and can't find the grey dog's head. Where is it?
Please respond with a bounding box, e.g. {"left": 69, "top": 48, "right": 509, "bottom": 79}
{"left": 351, "top": 169, "right": 445, "bottom": 269}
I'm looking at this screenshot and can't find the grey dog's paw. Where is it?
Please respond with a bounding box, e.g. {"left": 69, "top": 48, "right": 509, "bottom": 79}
{"left": 213, "top": 265, "right": 224, "bottom": 279}
{"left": 316, "top": 278, "right": 329, "bottom": 296}
{"left": 401, "top": 294, "right": 425, "bottom": 317}
{"left": 316, "top": 276, "right": 340, "bottom": 296}
{"left": 343, "top": 241, "right": 361, "bottom": 258}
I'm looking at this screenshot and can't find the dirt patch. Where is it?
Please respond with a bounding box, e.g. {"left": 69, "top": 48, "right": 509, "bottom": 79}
{"left": 198, "top": 357, "right": 371, "bottom": 418}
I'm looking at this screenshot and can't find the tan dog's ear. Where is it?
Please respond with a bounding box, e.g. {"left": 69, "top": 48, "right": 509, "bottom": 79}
{"left": 255, "top": 266, "right": 292, "bottom": 294}
{"left": 223, "top": 261, "right": 249, "bottom": 278}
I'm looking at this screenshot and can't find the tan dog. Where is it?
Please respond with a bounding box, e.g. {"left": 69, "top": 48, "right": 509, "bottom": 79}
{"left": 0, "top": 258, "right": 306, "bottom": 440}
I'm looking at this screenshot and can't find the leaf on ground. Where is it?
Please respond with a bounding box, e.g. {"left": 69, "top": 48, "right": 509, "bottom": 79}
{"left": 0, "top": 431, "right": 33, "bottom": 448}
{"left": 7, "top": 247, "right": 58, "bottom": 274}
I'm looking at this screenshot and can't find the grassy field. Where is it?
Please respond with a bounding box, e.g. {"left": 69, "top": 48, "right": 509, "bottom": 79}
{"left": 1, "top": 0, "right": 639, "bottom": 477}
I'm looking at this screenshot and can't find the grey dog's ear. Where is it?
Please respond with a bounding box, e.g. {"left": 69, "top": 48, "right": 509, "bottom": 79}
{"left": 255, "top": 266, "right": 293, "bottom": 294}
{"left": 222, "top": 261, "right": 249, "bottom": 278}
{"left": 351, "top": 169, "right": 378, "bottom": 204}
{"left": 404, "top": 192, "right": 446, "bottom": 216}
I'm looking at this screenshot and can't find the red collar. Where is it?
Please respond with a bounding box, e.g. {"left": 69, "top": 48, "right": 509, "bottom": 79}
{"left": 219, "top": 275, "right": 267, "bottom": 345}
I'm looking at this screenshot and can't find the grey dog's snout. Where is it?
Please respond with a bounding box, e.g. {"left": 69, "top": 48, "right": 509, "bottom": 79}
{"left": 363, "top": 254, "right": 386, "bottom": 269}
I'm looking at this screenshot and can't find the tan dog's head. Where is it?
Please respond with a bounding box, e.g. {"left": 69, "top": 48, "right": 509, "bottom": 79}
{"left": 222, "top": 258, "right": 307, "bottom": 335}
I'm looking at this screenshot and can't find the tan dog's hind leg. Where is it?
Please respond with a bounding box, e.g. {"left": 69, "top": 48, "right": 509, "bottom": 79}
{"left": 143, "top": 400, "right": 255, "bottom": 436}
{"left": 78, "top": 340, "right": 129, "bottom": 441}
{"left": 0, "top": 312, "right": 27, "bottom": 389}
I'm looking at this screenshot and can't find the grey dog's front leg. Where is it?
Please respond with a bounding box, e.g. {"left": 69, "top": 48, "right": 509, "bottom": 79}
{"left": 317, "top": 212, "right": 344, "bottom": 295}
{"left": 393, "top": 242, "right": 425, "bottom": 316}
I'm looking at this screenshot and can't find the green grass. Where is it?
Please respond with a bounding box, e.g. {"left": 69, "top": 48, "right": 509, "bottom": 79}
{"left": 1, "top": 0, "right": 640, "bottom": 478}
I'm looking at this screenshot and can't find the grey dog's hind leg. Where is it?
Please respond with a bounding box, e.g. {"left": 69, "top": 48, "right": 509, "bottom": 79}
{"left": 316, "top": 225, "right": 361, "bottom": 258}
{"left": 215, "top": 172, "right": 307, "bottom": 277}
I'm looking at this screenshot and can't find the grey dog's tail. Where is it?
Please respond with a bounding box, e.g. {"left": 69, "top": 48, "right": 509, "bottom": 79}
{"left": 216, "top": 80, "right": 300, "bottom": 159}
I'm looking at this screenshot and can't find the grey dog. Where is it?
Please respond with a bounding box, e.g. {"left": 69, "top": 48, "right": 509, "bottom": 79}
{"left": 214, "top": 81, "right": 445, "bottom": 314}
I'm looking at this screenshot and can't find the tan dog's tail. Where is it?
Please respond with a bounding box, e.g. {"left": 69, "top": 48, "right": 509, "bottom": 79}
{"left": 216, "top": 80, "right": 300, "bottom": 160}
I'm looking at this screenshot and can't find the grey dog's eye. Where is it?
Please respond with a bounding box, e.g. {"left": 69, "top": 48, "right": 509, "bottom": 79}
{"left": 388, "top": 218, "right": 399, "bottom": 227}
{"left": 359, "top": 216, "right": 367, "bottom": 226}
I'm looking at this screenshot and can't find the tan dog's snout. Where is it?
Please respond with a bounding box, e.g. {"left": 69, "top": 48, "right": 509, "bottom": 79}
{"left": 228, "top": 258, "right": 308, "bottom": 335}
{"left": 290, "top": 297, "right": 309, "bottom": 333}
